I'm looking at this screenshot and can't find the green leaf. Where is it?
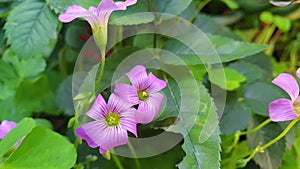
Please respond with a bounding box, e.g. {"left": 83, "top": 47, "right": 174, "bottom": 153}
{"left": 209, "top": 68, "right": 246, "bottom": 91}
{"left": 0, "top": 118, "right": 36, "bottom": 158}
{"left": 163, "top": 34, "right": 268, "bottom": 65}
{"left": 0, "top": 126, "right": 77, "bottom": 169}
{"left": 3, "top": 49, "right": 46, "bottom": 78}
{"left": 193, "top": 14, "right": 240, "bottom": 39}
{"left": 110, "top": 1, "right": 154, "bottom": 25}
{"left": 150, "top": 0, "right": 192, "bottom": 16}
{"left": 55, "top": 76, "right": 75, "bottom": 116}
{"left": 0, "top": 60, "right": 17, "bottom": 81}
{"left": 5, "top": 0, "right": 59, "bottom": 58}
{"left": 15, "top": 75, "right": 59, "bottom": 115}
{"left": 46, "top": 0, "right": 97, "bottom": 14}
{"left": 247, "top": 116, "right": 286, "bottom": 169}
{"left": 46, "top": 0, "right": 74, "bottom": 14}
{"left": 228, "top": 60, "right": 263, "bottom": 83}
{"left": 243, "top": 82, "right": 288, "bottom": 116}
{"left": 176, "top": 83, "right": 221, "bottom": 169}
{"left": 244, "top": 53, "right": 273, "bottom": 80}
{"left": 0, "top": 78, "right": 20, "bottom": 100}
{"left": 34, "top": 118, "right": 53, "bottom": 129}
{"left": 0, "top": 97, "right": 31, "bottom": 122}
{"left": 220, "top": 93, "right": 251, "bottom": 134}
{"left": 155, "top": 75, "right": 180, "bottom": 121}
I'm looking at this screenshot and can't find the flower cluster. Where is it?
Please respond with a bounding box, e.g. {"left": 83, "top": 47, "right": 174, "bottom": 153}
{"left": 269, "top": 68, "right": 300, "bottom": 122}
{"left": 76, "top": 65, "right": 166, "bottom": 154}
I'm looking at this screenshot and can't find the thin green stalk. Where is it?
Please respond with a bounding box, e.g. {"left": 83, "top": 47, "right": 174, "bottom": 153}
{"left": 240, "top": 118, "right": 272, "bottom": 135}
{"left": 94, "top": 49, "right": 106, "bottom": 93}
{"left": 127, "top": 140, "right": 141, "bottom": 169}
{"left": 227, "top": 119, "right": 271, "bottom": 152}
{"left": 260, "top": 117, "right": 300, "bottom": 151}
{"left": 238, "top": 117, "right": 300, "bottom": 167}
{"left": 111, "top": 149, "right": 124, "bottom": 169}
{"left": 261, "top": 24, "right": 276, "bottom": 44}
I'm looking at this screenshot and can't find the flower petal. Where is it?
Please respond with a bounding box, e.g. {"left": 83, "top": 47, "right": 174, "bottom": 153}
{"left": 0, "top": 120, "right": 17, "bottom": 139}
{"left": 120, "top": 108, "right": 138, "bottom": 137}
{"left": 96, "top": 0, "right": 132, "bottom": 26}
{"left": 58, "top": 5, "right": 98, "bottom": 28}
{"left": 86, "top": 94, "right": 107, "bottom": 120}
{"left": 272, "top": 73, "right": 299, "bottom": 100}
{"left": 75, "top": 120, "right": 107, "bottom": 148}
{"left": 114, "top": 84, "right": 139, "bottom": 105}
{"left": 126, "top": 65, "right": 148, "bottom": 88}
{"left": 146, "top": 73, "right": 167, "bottom": 93}
{"left": 136, "top": 93, "right": 164, "bottom": 124}
{"left": 98, "top": 126, "right": 128, "bottom": 154}
{"left": 269, "top": 98, "right": 298, "bottom": 122}
{"left": 108, "top": 94, "right": 132, "bottom": 114}
{"left": 297, "top": 68, "right": 300, "bottom": 79}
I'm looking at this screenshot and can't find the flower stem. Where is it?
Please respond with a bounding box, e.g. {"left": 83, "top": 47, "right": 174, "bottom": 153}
{"left": 111, "top": 149, "right": 124, "bottom": 169}
{"left": 240, "top": 118, "right": 272, "bottom": 135}
{"left": 127, "top": 140, "right": 141, "bottom": 169}
{"left": 94, "top": 49, "right": 106, "bottom": 93}
{"left": 237, "top": 117, "right": 300, "bottom": 167}
{"left": 260, "top": 117, "right": 300, "bottom": 151}
{"left": 227, "top": 118, "right": 271, "bottom": 152}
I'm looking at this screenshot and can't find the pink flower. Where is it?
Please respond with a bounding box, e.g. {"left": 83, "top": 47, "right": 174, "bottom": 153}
{"left": 269, "top": 68, "right": 300, "bottom": 122}
{"left": 114, "top": 65, "right": 167, "bottom": 124}
{"left": 58, "top": 0, "right": 137, "bottom": 49}
{"left": 0, "top": 120, "right": 17, "bottom": 139}
{"left": 75, "top": 94, "right": 137, "bottom": 154}
{"left": 58, "top": 0, "right": 137, "bottom": 28}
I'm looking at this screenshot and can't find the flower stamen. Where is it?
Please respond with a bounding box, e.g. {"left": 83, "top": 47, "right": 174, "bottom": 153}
{"left": 105, "top": 113, "right": 120, "bottom": 126}
{"left": 138, "top": 90, "right": 148, "bottom": 101}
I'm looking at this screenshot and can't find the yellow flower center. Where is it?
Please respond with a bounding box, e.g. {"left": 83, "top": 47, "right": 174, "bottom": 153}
{"left": 138, "top": 90, "right": 148, "bottom": 101}
{"left": 294, "top": 104, "right": 300, "bottom": 115}
{"left": 105, "top": 113, "right": 120, "bottom": 126}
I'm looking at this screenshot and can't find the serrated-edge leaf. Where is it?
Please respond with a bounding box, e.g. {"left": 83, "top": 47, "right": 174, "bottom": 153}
{"left": 5, "top": 0, "right": 58, "bottom": 58}
{"left": 177, "top": 83, "right": 221, "bottom": 169}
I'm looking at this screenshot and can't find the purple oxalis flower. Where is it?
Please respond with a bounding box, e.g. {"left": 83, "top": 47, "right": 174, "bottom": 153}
{"left": 114, "top": 65, "right": 167, "bottom": 124}
{"left": 58, "top": 0, "right": 137, "bottom": 49}
{"left": 75, "top": 93, "right": 137, "bottom": 154}
{"left": 269, "top": 68, "right": 300, "bottom": 122}
{"left": 0, "top": 120, "right": 17, "bottom": 139}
